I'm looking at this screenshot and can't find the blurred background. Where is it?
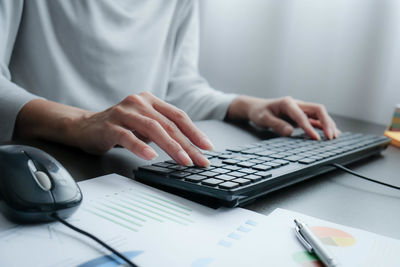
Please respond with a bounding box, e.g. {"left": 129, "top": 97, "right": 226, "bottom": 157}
{"left": 198, "top": 0, "right": 400, "bottom": 126}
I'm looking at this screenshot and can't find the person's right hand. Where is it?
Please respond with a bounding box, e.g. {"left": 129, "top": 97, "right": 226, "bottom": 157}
{"left": 72, "top": 92, "right": 213, "bottom": 167}
{"left": 15, "top": 92, "right": 213, "bottom": 167}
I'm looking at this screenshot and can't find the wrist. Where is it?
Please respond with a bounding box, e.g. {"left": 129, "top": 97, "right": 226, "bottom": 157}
{"left": 226, "top": 95, "right": 255, "bottom": 121}
{"left": 60, "top": 109, "right": 93, "bottom": 147}
{"left": 15, "top": 99, "right": 91, "bottom": 146}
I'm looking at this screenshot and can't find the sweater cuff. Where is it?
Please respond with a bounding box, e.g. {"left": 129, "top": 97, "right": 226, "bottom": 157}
{"left": 0, "top": 79, "right": 42, "bottom": 141}
{"left": 211, "top": 93, "right": 238, "bottom": 121}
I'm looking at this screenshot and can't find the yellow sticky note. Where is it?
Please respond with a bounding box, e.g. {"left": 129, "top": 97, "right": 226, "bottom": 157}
{"left": 384, "top": 130, "right": 400, "bottom": 148}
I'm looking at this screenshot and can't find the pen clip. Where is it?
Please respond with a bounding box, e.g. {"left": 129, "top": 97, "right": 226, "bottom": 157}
{"left": 295, "top": 226, "right": 313, "bottom": 252}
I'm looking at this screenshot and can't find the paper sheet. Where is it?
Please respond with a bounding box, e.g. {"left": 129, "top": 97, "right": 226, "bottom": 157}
{"left": 211, "top": 208, "right": 400, "bottom": 267}
{"left": 0, "top": 174, "right": 269, "bottom": 267}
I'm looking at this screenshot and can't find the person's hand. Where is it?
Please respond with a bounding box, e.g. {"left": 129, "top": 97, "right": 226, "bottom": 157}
{"left": 72, "top": 92, "right": 213, "bottom": 166}
{"left": 15, "top": 93, "right": 213, "bottom": 167}
{"left": 226, "top": 96, "right": 340, "bottom": 140}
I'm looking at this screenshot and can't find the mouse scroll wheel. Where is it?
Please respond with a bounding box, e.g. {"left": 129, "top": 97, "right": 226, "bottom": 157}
{"left": 34, "top": 171, "right": 52, "bottom": 191}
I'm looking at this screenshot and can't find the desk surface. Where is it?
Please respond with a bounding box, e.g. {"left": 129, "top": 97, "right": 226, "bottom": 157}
{"left": 7, "top": 115, "right": 400, "bottom": 239}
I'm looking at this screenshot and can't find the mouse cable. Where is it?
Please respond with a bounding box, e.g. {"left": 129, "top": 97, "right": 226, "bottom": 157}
{"left": 52, "top": 213, "right": 138, "bottom": 267}
{"left": 330, "top": 163, "right": 400, "bottom": 191}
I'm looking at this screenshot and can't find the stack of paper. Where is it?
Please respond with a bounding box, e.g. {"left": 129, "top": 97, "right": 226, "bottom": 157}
{"left": 0, "top": 174, "right": 399, "bottom": 266}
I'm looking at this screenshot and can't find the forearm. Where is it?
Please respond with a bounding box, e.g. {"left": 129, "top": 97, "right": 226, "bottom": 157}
{"left": 14, "top": 99, "right": 91, "bottom": 146}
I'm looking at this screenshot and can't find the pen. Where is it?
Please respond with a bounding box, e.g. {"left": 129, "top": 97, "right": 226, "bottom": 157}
{"left": 294, "top": 218, "right": 339, "bottom": 267}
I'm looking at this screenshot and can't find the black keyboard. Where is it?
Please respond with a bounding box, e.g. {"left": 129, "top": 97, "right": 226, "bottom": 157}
{"left": 134, "top": 132, "right": 390, "bottom": 207}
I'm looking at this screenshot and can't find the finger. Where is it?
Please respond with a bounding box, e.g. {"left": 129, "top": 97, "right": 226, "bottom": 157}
{"left": 309, "top": 118, "right": 323, "bottom": 129}
{"left": 149, "top": 111, "right": 210, "bottom": 167}
{"left": 308, "top": 119, "right": 342, "bottom": 139}
{"left": 255, "top": 110, "right": 294, "bottom": 136}
{"left": 297, "top": 102, "right": 337, "bottom": 139}
{"left": 132, "top": 131, "right": 151, "bottom": 143}
{"left": 280, "top": 97, "right": 321, "bottom": 140}
{"left": 151, "top": 97, "right": 214, "bottom": 151}
{"left": 114, "top": 126, "right": 158, "bottom": 160}
{"left": 310, "top": 118, "right": 341, "bottom": 139}
{"left": 334, "top": 128, "right": 342, "bottom": 138}
{"left": 123, "top": 114, "right": 194, "bottom": 166}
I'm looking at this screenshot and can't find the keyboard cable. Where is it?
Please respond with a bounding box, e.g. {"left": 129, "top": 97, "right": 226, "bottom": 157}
{"left": 331, "top": 163, "right": 400, "bottom": 191}
{"left": 52, "top": 213, "right": 138, "bottom": 267}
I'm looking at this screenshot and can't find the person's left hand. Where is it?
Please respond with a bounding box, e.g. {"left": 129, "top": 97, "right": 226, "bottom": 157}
{"left": 226, "top": 95, "right": 340, "bottom": 140}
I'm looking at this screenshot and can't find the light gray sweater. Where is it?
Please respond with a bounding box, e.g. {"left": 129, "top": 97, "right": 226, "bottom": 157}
{"left": 0, "top": 0, "right": 237, "bottom": 141}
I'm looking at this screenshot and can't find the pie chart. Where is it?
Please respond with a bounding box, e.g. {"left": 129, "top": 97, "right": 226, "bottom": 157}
{"left": 292, "top": 251, "right": 323, "bottom": 267}
{"left": 310, "top": 226, "right": 356, "bottom": 247}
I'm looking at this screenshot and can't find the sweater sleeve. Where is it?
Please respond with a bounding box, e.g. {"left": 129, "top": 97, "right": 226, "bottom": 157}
{"left": 165, "top": 0, "right": 237, "bottom": 121}
{"left": 0, "top": 0, "right": 42, "bottom": 141}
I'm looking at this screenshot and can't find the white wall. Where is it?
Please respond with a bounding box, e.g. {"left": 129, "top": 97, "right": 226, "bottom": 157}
{"left": 198, "top": 0, "right": 400, "bottom": 125}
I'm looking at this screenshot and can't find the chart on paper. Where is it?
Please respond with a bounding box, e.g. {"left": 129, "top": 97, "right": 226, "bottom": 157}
{"left": 82, "top": 187, "right": 195, "bottom": 233}
{"left": 0, "top": 174, "right": 270, "bottom": 267}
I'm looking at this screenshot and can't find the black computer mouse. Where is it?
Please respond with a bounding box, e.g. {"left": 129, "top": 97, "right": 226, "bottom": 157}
{"left": 0, "top": 145, "right": 82, "bottom": 223}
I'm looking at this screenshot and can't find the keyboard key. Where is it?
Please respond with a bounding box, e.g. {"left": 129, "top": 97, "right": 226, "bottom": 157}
{"left": 244, "top": 174, "right": 262, "bottom": 182}
{"left": 258, "top": 157, "right": 273, "bottom": 162}
{"left": 202, "top": 178, "right": 223, "bottom": 186}
{"left": 222, "top": 159, "right": 240, "bottom": 165}
{"left": 298, "top": 158, "right": 316, "bottom": 164}
{"left": 309, "top": 155, "right": 325, "bottom": 161}
{"left": 252, "top": 164, "right": 272, "bottom": 171}
{"left": 269, "top": 153, "right": 286, "bottom": 159}
{"left": 213, "top": 168, "right": 231, "bottom": 174}
{"left": 284, "top": 155, "right": 303, "bottom": 162}
{"left": 168, "top": 165, "right": 188, "bottom": 171}
{"left": 237, "top": 162, "right": 255, "bottom": 168}
{"left": 170, "top": 171, "right": 190, "bottom": 179}
{"left": 210, "top": 159, "right": 225, "bottom": 167}
{"left": 249, "top": 159, "right": 264, "bottom": 164}
{"left": 219, "top": 181, "right": 239, "bottom": 190}
{"left": 215, "top": 174, "right": 236, "bottom": 181}
{"left": 218, "top": 154, "right": 234, "bottom": 159}
{"left": 318, "top": 153, "right": 332, "bottom": 158}
{"left": 264, "top": 162, "right": 281, "bottom": 168}
{"left": 271, "top": 159, "right": 289, "bottom": 166}
{"left": 139, "top": 165, "right": 174, "bottom": 174}
{"left": 203, "top": 151, "right": 221, "bottom": 157}
{"left": 186, "top": 168, "right": 205, "bottom": 174}
{"left": 241, "top": 148, "right": 264, "bottom": 154}
{"left": 185, "top": 174, "right": 207, "bottom": 182}
{"left": 233, "top": 156, "right": 252, "bottom": 161}
{"left": 229, "top": 171, "right": 246, "bottom": 178}
{"left": 223, "top": 165, "right": 241, "bottom": 171}
{"left": 239, "top": 168, "right": 257, "bottom": 174}
{"left": 254, "top": 171, "right": 272, "bottom": 179}
{"left": 232, "top": 178, "right": 251, "bottom": 186}
{"left": 200, "top": 171, "right": 219, "bottom": 177}
{"left": 153, "top": 162, "right": 173, "bottom": 168}
{"left": 255, "top": 150, "right": 275, "bottom": 156}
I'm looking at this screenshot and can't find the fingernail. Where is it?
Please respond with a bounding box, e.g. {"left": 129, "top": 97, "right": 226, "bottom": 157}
{"left": 314, "top": 131, "right": 321, "bottom": 141}
{"left": 201, "top": 137, "right": 215, "bottom": 151}
{"left": 327, "top": 128, "right": 333, "bottom": 140}
{"left": 142, "top": 147, "right": 158, "bottom": 160}
{"left": 283, "top": 125, "right": 293, "bottom": 136}
{"left": 199, "top": 156, "right": 210, "bottom": 168}
{"left": 335, "top": 129, "right": 341, "bottom": 138}
{"left": 177, "top": 150, "right": 193, "bottom": 166}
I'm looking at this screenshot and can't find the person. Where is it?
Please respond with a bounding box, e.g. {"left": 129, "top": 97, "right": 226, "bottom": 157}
{"left": 0, "top": 0, "right": 339, "bottom": 167}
